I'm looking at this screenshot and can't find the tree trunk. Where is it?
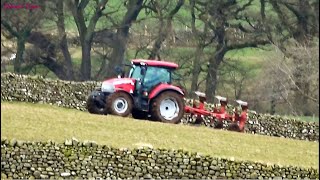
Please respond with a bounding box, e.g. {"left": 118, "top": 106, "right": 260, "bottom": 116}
{"left": 60, "top": 35, "right": 74, "bottom": 80}
{"left": 205, "top": 45, "right": 227, "bottom": 102}
{"left": 205, "top": 24, "right": 227, "bottom": 102}
{"left": 38, "top": 57, "right": 68, "bottom": 80}
{"left": 104, "top": 32, "right": 127, "bottom": 78}
{"left": 205, "top": 58, "right": 218, "bottom": 103}
{"left": 80, "top": 41, "right": 92, "bottom": 80}
{"left": 56, "top": 0, "right": 74, "bottom": 80}
{"left": 14, "top": 36, "right": 25, "bottom": 73}
{"left": 270, "top": 86, "right": 276, "bottom": 115}
{"left": 148, "top": 18, "right": 166, "bottom": 60}
{"left": 102, "top": 0, "right": 143, "bottom": 78}
{"left": 27, "top": 31, "right": 71, "bottom": 80}
{"left": 190, "top": 45, "right": 204, "bottom": 95}
{"left": 67, "top": 0, "right": 108, "bottom": 81}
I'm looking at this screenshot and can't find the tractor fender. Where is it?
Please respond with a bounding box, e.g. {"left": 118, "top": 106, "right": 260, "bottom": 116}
{"left": 148, "top": 84, "right": 184, "bottom": 100}
{"left": 113, "top": 90, "right": 135, "bottom": 103}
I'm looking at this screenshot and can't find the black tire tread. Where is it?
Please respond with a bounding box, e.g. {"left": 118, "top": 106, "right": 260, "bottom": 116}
{"left": 86, "top": 95, "right": 106, "bottom": 115}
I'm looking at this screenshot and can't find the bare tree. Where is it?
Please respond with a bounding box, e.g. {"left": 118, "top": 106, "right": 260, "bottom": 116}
{"left": 66, "top": 0, "right": 108, "bottom": 80}
{"left": 95, "top": 0, "right": 144, "bottom": 79}
{"left": 189, "top": 0, "right": 270, "bottom": 102}
{"left": 218, "top": 58, "right": 259, "bottom": 100}
{"left": 55, "top": 0, "right": 74, "bottom": 80}
{"left": 145, "top": 0, "right": 184, "bottom": 60}
{"left": 1, "top": 0, "right": 45, "bottom": 73}
{"left": 188, "top": 0, "right": 215, "bottom": 95}
{"left": 260, "top": 0, "right": 319, "bottom": 115}
{"left": 255, "top": 44, "right": 319, "bottom": 116}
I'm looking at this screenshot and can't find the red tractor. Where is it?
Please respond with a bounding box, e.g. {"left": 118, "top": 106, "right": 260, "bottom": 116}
{"left": 86, "top": 59, "right": 185, "bottom": 124}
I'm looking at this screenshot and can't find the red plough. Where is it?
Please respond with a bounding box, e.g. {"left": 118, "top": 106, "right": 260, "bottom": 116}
{"left": 184, "top": 91, "right": 249, "bottom": 132}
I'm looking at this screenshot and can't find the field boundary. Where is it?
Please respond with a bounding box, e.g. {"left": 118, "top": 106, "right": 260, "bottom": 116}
{"left": 1, "top": 138, "right": 318, "bottom": 179}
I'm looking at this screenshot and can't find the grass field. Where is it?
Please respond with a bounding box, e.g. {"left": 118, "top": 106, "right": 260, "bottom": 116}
{"left": 1, "top": 101, "right": 318, "bottom": 169}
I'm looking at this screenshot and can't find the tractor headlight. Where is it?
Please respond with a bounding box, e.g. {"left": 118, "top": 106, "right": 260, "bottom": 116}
{"left": 101, "top": 82, "right": 115, "bottom": 93}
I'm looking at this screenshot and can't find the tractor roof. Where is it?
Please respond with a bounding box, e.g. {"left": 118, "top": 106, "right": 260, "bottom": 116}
{"left": 131, "top": 59, "right": 178, "bottom": 69}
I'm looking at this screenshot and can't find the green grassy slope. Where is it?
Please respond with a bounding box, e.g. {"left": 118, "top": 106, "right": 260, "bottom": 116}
{"left": 1, "top": 102, "right": 318, "bottom": 169}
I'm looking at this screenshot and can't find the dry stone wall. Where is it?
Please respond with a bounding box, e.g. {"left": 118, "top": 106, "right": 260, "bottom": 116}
{"left": 1, "top": 73, "right": 99, "bottom": 111}
{"left": 1, "top": 73, "right": 318, "bottom": 141}
{"left": 1, "top": 138, "right": 318, "bottom": 179}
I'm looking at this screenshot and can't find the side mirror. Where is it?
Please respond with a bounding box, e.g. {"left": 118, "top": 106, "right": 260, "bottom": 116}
{"left": 140, "top": 66, "right": 146, "bottom": 76}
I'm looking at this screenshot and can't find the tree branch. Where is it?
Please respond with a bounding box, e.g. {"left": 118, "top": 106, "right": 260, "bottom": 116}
{"left": 167, "top": 0, "right": 184, "bottom": 20}
{"left": 227, "top": 39, "right": 270, "bottom": 50}
{"left": 86, "top": 0, "right": 108, "bottom": 40}
{"left": 78, "top": 0, "right": 90, "bottom": 10}
{"left": 1, "top": 20, "right": 20, "bottom": 37}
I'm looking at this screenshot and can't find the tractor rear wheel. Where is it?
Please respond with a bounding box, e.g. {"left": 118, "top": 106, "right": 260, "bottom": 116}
{"left": 106, "top": 92, "right": 133, "bottom": 117}
{"left": 131, "top": 109, "right": 148, "bottom": 120}
{"left": 86, "top": 95, "right": 107, "bottom": 115}
{"left": 151, "top": 91, "right": 184, "bottom": 124}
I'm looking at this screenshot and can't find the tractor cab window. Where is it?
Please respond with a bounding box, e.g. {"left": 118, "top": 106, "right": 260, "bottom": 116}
{"left": 143, "top": 66, "right": 171, "bottom": 90}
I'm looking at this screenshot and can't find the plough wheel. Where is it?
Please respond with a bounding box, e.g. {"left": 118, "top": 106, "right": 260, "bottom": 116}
{"left": 228, "top": 123, "right": 241, "bottom": 132}
{"left": 214, "top": 121, "right": 224, "bottom": 129}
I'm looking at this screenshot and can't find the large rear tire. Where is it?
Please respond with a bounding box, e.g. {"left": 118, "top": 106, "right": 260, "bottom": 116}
{"left": 86, "top": 95, "right": 107, "bottom": 115}
{"left": 106, "top": 92, "right": 133, "bottom": 117}
{"left": 151, "top": 91, "right": 184, "bottom": 124}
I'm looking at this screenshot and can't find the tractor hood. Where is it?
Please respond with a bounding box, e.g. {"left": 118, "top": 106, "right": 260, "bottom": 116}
{"left": 101, "top": 78, "right": 136, "bottom": 94}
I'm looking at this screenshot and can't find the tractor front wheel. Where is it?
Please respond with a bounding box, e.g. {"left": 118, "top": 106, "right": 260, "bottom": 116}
{"left": 106, "top": 92, "right": 133, "bottom": 117}
{"left": 151, "top": 91, "right": 184, "bottom": 124}
{"left": 86, "top": 95, "right": 107, "bottom": 115}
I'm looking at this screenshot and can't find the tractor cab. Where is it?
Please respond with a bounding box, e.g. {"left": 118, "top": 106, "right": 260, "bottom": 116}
{"left": 127, "top": 59, "right": 181, "bottom": 112}
{"left": 128, "top": 59, "right": 176, "bottom": 94}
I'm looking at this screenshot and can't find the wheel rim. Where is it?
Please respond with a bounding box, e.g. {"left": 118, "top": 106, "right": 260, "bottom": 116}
{"left": 159, "top": 98, "right": 179, "bottom": 120}
{"left": 113, "top": 97, "right": 128, "bottom": 114}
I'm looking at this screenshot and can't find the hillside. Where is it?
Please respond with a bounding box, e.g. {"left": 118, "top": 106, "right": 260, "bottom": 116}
{"left": 1, "top": 101, "right": 318, "bottom": 169}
